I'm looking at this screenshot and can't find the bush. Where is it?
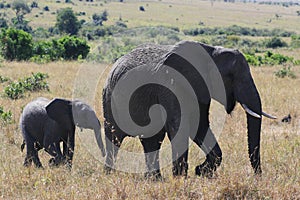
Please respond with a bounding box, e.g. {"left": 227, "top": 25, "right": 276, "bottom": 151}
{"left": 0, "top": 18, "right": 8, "bottom": 28}
{"left": 4, "top": 72, "right": 49, "bottom": 99}
{"left": 265, "top": 37, "right": 287, "bottom": 48}
{"left": 56, "top": 7, "right": 81, "bottom": 35}
{"left": 291, "top": 35, "right": 300, "bottom": 48}
{"left": 32, "top": 40, "right": 64, "bottom": 61}
{"left": 274, "top": 66, "right": 296, "bottom": 78}
{"left": 92, "top": 10, "right": 108, "bottom": 26}
{"left": 183, "top": 25, "right": 294, "bottom": 37}
{"left": 0, "top": 28, "right": 33, "bottom": 60}
{"left": 58, "top": 36, "right": 90, "bottom": 60}
{"left": 0, "top": 106, "right": 12, "bottom": 125}
{"left": 244, "top": 51, "right": 294, "bottom": 66}
{"left": 0, "top": 75, "right": 10, "bottom": 83}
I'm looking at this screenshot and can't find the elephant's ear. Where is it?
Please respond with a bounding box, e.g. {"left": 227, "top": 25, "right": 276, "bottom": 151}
{"left": 46, "top": 98, "right": 74, "bottom": 131}
{"left": 158, "top": 41, "right": 226, "bottom": 105}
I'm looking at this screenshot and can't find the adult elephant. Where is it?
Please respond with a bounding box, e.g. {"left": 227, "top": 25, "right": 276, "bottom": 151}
{"left": 102, "top": 41, "right": 275, "bottom": 178}
{"left": 20, "top": 97, "right": 105, "bottom": 169}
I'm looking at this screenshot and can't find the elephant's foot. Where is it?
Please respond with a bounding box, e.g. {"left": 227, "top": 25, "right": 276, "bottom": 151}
{"left": 48, "top": 156, "right": 67, "bottom": 167}
{"left": 172, "top": 161, "right": 188, "bottom": 177}
{"left": 144, "top": 170, "right": 163, "bottom": 181}
{"left": 23, "top": 157, "right": 32, "bottom": 167}
{"left": 195, "top": 159, "right": 220, "bottom": 178}
{"left": 195, "top": 162, "right": 215, "bottom": 178}
{"left": 103, "top": 164, "right": 115, "bottom": 174}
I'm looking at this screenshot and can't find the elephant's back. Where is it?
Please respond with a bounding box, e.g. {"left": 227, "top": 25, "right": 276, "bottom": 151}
{"left": 105, "top": 44, "right": 172, "bottom": 91}
{"left": 20, "top": 98, "right": 50, "bottom": 140}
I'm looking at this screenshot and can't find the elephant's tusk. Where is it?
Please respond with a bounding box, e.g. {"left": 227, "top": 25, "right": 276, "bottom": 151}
{"left": 262, "top": 111, "right": 277, "bottom": 119}
{"left": 241, "top": 104, "right": 261, "bottom": 118}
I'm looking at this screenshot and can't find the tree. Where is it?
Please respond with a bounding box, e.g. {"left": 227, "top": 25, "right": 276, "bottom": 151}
{"left": 12, "top": 0, "right": 32, "bottom": 32}
{"left": 0, "top": 28, "right": 33, "bottom": 60}
{"left": 12, "top": 0, "right": 30, "bottom": 15}
{"left": 92, "top": 10, "right": 108, "bottom": 26}
{"left": 56, "top": 8, "right": 81, "bottom": 35}
{"left": 58, "top": 36, "right": 90, "bottom": 59}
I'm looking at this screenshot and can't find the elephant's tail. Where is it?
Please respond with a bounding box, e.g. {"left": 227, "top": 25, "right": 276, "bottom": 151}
{"left": 21, "top": 140, "right": 25, "bottom": 152}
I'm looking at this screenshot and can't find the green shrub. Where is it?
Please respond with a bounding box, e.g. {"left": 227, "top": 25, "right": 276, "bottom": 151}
{"left": 0, "top": 28, "right": 33, "bottom": 60}
{"left": 0, "top": 18, "right": 8, "bottom": 28}
{"left": 21, "top": 72, "right": 49, "bottom": 91}
{"left": 4, "top": 72, "right": 49, "bottom": 99}
{"left": 274, "top": 66, "right": 296, "bottom": 78}
{"left": 0, "top": 75, "right": 10, "bottom": 83}
{"left": 183, "top": 25, "right": 294, "bottom": 37}
{"left": 32, "top": 40, "right": 64, "bottom": 62}
{"left": 291, "top": 34, "right": 300, "bottom": 48}
{"left": 264, "top": 51, "right": 293, "bottom": 65}
{"left": 265, "top": 37, "right": 287, "bottom": 48}
{"left": 0, "top": 106, "right": 12, "bottom": 125}
{"left": 244, "top": 53, "right": 261, "bottom": 66}
{"left": 56, "top": 7, "right": 81, "bottom": 35}
{"left": 58, "top": 36, "right": 90, "bottom": 60}
{"left": 4, "top": 82, "right": 25, "bottom": 99}
{"left": 244, "top": 51, "right": 294, "bottom": 66}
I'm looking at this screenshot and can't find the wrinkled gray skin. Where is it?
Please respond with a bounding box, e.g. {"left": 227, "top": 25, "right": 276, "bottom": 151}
{"left": 20, "top": 97, "right": 105, "bottom": 169}
{"left": 103, "top": 41, "right": 270, "bottom": 178}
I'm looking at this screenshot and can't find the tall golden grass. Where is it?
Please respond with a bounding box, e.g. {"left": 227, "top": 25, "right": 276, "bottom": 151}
{"left": 0, "top": 60, "right": 299, "bottom": 199}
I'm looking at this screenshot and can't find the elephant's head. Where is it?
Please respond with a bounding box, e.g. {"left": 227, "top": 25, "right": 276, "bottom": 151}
{"left": 212, "top": 47, "right": 276, "bottom": 174}
{"left": 46, "top": 98, "right": 106, "bottom": 157}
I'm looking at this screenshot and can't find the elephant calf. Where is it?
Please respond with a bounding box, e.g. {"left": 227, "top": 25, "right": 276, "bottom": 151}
{"left": 20, "top": 97, "right": 105, "bottom": 168}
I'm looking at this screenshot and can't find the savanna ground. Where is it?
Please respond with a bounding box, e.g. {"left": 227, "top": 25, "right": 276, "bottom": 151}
{"left": 0, "top": 0, "right": 300, "bottom": 199}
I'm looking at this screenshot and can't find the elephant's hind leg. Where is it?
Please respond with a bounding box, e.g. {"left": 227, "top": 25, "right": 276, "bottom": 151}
{"left": 23, "top": 132, "right": 43, "bottom": 168}
{"left": 104, "top": 122, "right": 126, "bottom": 174}
{"left": 25, "top": 141, "right": 43, "bottom": 168}
{"left": 167, "top": 128, "right": 189, "bottom": 177}
{"left": 140, "top": 130, "right": 165, "bottom": 180}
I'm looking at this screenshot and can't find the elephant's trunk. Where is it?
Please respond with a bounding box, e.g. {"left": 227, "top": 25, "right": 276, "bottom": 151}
{"left": 235, "top": 73, "right": 262, "bottom": 174}
{"left": 247, "top": 113, "right": 262, "bottom": 174}
{"left": 94, "top": 120, "right": 106, "bottom": 157}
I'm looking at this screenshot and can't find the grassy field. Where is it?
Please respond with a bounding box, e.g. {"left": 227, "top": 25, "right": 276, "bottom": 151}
{"left": 0, "top": 0, "right": 300, "bottom": 199}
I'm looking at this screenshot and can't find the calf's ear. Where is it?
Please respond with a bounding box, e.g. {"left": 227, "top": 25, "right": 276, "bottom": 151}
{"left": 46, "top": 98, "right": 74, "bottom": 130}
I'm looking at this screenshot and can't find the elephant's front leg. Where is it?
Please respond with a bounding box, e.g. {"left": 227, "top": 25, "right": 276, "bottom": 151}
{"left": 192, "top": 105, "right": 222, "bottom": 177}
{"left": 140, "top": 131, "right": 165, "bottom": 180}
{"left": 65, "top": 128, "right": 75, "bottom": 169}
{"left": 167, "top": 128, "right": 189, "bottom": 177}
{"left": 194, "top": 128, "right": 222, "bottom": 177}
{"left": 47, "top": 142, "right": 66, "bottom": 167}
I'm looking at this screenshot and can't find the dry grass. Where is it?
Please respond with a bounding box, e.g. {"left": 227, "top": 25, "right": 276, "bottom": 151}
{"left": 0, "top": 60, "right": 299, "bottom": 199}
{"left": 0, "top": 0, "right": 299, "bottom": 199}
{"left": 1, "top": 0, "right": 299, "bottom": 33}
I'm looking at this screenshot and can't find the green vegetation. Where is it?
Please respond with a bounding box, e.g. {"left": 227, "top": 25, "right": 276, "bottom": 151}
{"left": 0, "top": 28, "right": 90, "bottom": 62}
{"left": 0, "top": 28, "right": 33, "bottom": 61}
{"left": 291, "top": 34, "right": 300, "bottom": 48}
{"left": 244, "top": 51, "right": 295, "bottom": 66}
{"left": 88, "top": 26, "right": 180, "bottom": 62}
{"left": 31, "top": 36, "right": 89, "bottom": 62}
{"left": 0, "top": 1, "right": 299, "bottom": 198}
{"left": 274, "top": 66, "right": 296, "bottom": 78}
{"left": 58, "top": 35, "right": 90, "bottom": 60}
{"left": 264, "top": 37, "right": 287, "bottom": 48}
{"left": 0, "top": 106, "right": 12, "bottom": 125}
{"left": 183, "top": 25, "right": 294, "bottom": 37}
{"left": 56, "top": 7, "right": 81, "bottom": 35}
{"left": 4, "top": 72, "right": 49, "bottom": 99}
{"left": 0, "top": 75, "right": 10, "bottom": 83}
